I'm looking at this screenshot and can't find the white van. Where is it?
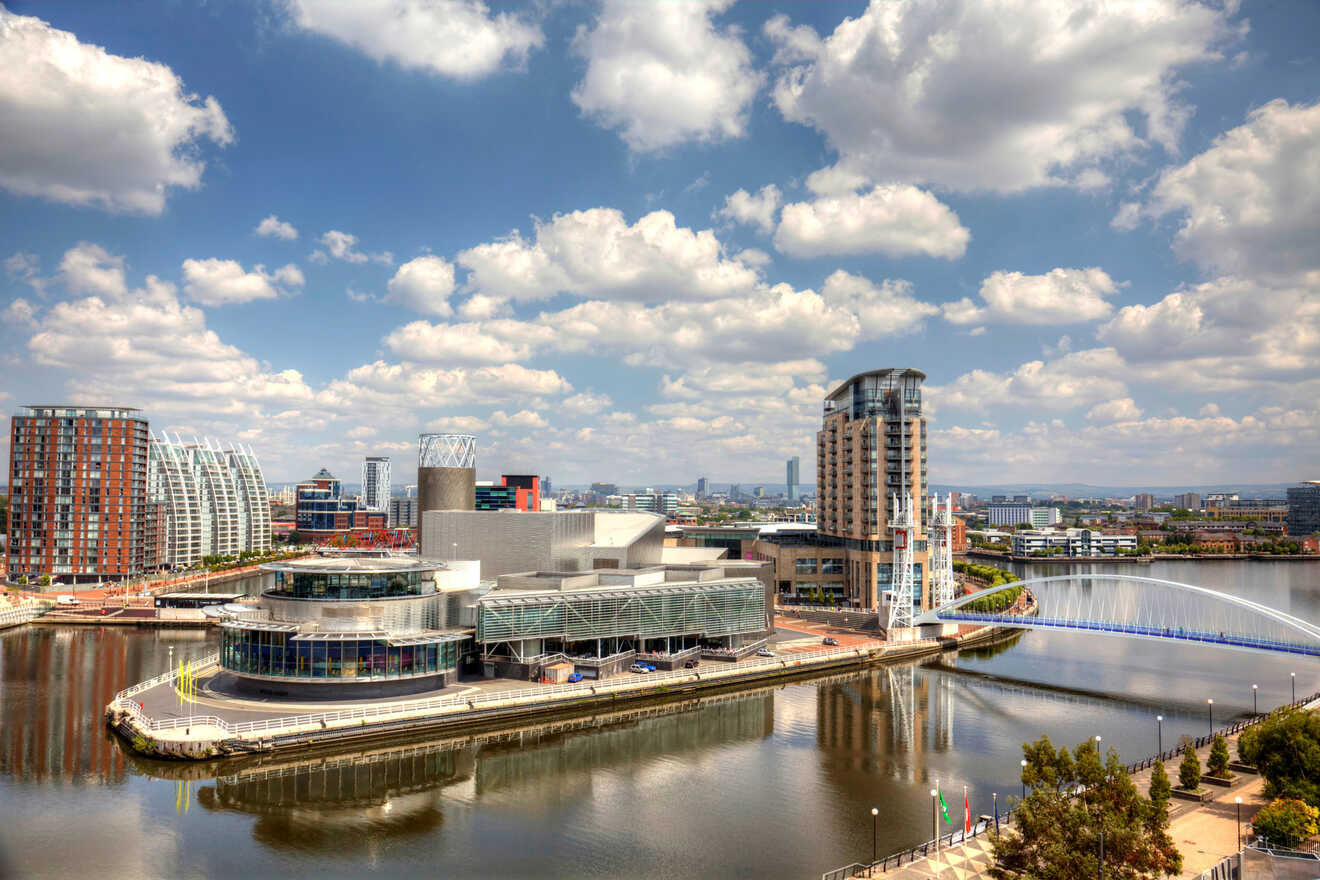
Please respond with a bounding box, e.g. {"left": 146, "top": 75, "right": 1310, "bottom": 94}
{"left": 55, "top": 594, "right": 80, "bottom": 607}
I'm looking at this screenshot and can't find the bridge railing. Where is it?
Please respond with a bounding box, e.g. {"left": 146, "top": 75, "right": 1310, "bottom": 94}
{"left": 823, "top": 689, "right": 1320, "bottom": 879}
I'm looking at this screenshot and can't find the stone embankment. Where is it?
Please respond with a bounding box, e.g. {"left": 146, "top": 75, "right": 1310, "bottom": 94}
{"left": 106, "top": 624, "right": 1019, "bottom": 761}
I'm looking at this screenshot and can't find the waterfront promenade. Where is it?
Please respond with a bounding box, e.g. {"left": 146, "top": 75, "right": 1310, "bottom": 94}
{"left": 834, "top": 696, "right": 1320, "bottom": 880}
{"left": 105, "top": 620, "right": 1014, "bottom": 759}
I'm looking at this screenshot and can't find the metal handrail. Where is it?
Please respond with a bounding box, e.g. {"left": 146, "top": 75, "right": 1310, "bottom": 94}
{"left": 114, "top": 639, "right": 913, "bottom": 738}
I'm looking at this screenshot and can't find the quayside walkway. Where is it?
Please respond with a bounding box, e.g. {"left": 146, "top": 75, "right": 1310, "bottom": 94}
{"left": 824, "top": 693, "right": 1320, "bottom": 880}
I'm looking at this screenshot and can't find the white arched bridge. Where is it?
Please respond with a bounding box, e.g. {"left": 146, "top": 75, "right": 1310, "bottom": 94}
{"left": 913, "top": 574, "right": 1320, "bottom": 658}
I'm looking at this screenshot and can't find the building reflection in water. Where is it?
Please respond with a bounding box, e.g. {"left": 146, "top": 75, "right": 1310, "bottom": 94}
{"left": 125, "top": 682, "right": 777, "bottom": 853}
{"left": 0, "top": 625, "right": 213, "bottom": 784}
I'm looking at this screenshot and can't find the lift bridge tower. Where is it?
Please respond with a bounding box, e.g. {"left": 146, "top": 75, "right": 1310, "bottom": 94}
{"left": 929, "top": 493, "right": 958, "bottom": 608}
{"left": 886, "top": 491, "right": 917, "bottom": 631}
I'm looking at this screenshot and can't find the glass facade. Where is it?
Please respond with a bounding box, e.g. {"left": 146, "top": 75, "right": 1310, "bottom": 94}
{"left": 269, "top": 568, "right": 430, "bottom": 600}
{"left": 221, "top": 627, "right": 462, "bottom": 680}
{"left": 474, "top": 485, "right": 517, "bottom": 510}
{"left": 478, "top": 583, "right": 766, "bottom": 644}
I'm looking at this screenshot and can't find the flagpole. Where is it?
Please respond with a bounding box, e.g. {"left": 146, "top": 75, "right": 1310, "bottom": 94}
{"left": 931, "top": 784, "right": 940, "bottom": 879}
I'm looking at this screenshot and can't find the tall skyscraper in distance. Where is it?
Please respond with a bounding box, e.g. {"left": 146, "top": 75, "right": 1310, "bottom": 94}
{"left": 696, "top": 476, "right": 709, "bottom": 498}
{"left": 360, "top": 456, "right": 391, "bottom": 512}
{"left": 786, "top": 456, "right": 800, "bottom": 501}
{"left": 7, "top": 405, "right": 150, "bottom": 584}
{"left": 817, "top": 368, "right": 929, "bottom": 610}
{"left": 148, "top": 433, "right": 272, "bottom": 568}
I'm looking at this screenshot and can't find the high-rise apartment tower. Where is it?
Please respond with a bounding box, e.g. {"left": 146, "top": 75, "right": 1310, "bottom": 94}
{"left": 7, "top": 405, "right": 150, "bottom": 584}
{"left": 816, "top": 369, "right": 929, "bottom": 611}
{"left": 360, "top": 456, "right": 391, "bottom": 512}
{"left": 786, "top": 456, "right": 800, "bottom": 501}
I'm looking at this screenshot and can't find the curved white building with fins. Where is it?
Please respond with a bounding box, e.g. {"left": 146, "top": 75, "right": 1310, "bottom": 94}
{"left": 148, "top": 432, "right": 271, "bottom": 568}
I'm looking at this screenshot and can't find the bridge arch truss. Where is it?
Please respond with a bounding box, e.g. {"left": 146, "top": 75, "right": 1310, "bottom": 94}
{"left": 914, "top": 573, "right": 1320, "bottom": 658}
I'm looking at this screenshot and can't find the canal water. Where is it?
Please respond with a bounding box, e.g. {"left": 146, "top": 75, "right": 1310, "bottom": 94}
{"left": 0, "top": 559, "right": 1316, "bottom": 878}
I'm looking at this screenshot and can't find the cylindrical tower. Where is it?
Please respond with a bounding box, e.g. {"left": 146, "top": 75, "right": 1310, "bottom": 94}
{"left": 417, "top": 433, "right": 476, "bottom": 549}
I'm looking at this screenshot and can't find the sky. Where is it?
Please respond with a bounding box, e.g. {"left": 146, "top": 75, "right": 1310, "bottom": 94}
{"left": 1, "top": 0, "right": 1317, "bottom": 489}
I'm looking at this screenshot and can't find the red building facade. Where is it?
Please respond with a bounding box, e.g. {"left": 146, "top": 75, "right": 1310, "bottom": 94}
{"left": 7, "top": 406, "right": 150, "bottom": 585}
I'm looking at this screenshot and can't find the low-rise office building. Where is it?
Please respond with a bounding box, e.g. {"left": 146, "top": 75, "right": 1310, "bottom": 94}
{"left": 1011, "top": 529, "right": 1137, "bottom": 557}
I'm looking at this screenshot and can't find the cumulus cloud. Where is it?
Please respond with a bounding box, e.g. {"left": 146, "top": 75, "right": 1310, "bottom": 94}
{"left": 382, "top": 319, "right": 548, "bottom": 365}
{"left": 774, "top": 186, "right": 970, "bottom": 259}
{"left": 58, "top": 242, "right": 127, "bottom": 297}
{"left": 561, "top": 391, "right": 613, "bottom": 416}
{"left": 942, "top": 268, "right": 1120, "bottom": 325}
{"left": 316, "top": 229, "right": 391, "bottom": 265}
{"left": 1146, "top": 99, "right": 1320, "bottom": 278}
{"left": 1086, "top": 397, "right": 1144, "bottom": 423}
{"left": 385, "top": 256, "right": 456, "bottom": 316}
{"left": 2, "top": 297, "right": 37, "bottom": 326}
{"left": 0, "top": 7, "right": 232, "bottom": 214}
{"left": 490, "top": 409, "right": 548, "bottom": 428}
{"left": 426, "top": 415, "right": 490, "bottom": 432}
{"left": 571, "top": 0, "right": 762, "bottom": 152}
{"left": 819, "top": 270, "right": 938, "bottom": 338}
{"left": 715, "top": 185, "right": 781, "bottom": 234}
{"left": 457, "top": 208, "right": 761, "bottom": 302}
{"left": 766, "top": 0, "right": 1236, "bottom": 193}
{"left": 254, "top": 215, "right": 298, "bottom": 240}
{"left": 284, "top": 0, "right": 542, "bottom": 80}
{"left": 181, "top": 258, "right": 304, "bottom": 306}
{"left": 929, "top": 348, "right": 1129, "bottom": 413}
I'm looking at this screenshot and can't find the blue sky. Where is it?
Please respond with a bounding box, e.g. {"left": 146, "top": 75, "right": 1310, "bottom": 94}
{"left": 1, "top": 0, "right": 1317, "bottom": 487}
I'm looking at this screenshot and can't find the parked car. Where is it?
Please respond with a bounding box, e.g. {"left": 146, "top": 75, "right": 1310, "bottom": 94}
{"left": 683, "top": 659, "right": 700, "bottom": 669}
{"left": 566, "top": 672, "right": 583, "bottom": 683}
{"left": 55, "top": 595, "right": 79, "bottom": 607}
{"left": 756, "top": 648, "right": 775, "bottom": 657}
{"left": 629, "top": 663, "right": 651, "bottom": 674}
{"left": 822, "top": 637, "right": 839, "bottom": 646}
{"left": 643, "top": 663, "right": 657, "bottom": 672}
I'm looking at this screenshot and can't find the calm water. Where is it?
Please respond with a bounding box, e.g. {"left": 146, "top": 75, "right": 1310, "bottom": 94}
{"left": 0, "top": 560, "right": 1316, "bottom": 878}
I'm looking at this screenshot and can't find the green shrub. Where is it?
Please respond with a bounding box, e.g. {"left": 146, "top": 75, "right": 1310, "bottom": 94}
{"left": 1252, "top": 798, "right": 1319, "bottom": 848}
{"left": 1149, "top": 760, "right": 1171, "bottom": 807}
{"left": 1207, "top": 734, "right": 1233, "bottom": 778}
{"left": 1179, "top": 745, "right": 1202, "bottom": 791}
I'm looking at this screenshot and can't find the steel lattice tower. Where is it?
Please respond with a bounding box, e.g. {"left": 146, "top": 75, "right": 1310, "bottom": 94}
{"left": 929, "top": 493, "right": 958, "bottom": 608}
{"left": 887, "top": 491, "right": 917, "bottom": 629}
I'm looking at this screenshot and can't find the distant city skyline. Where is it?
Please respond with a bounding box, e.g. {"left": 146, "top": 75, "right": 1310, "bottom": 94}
{"left": 1, "top": 2, "right": 1317, "bottom": 485}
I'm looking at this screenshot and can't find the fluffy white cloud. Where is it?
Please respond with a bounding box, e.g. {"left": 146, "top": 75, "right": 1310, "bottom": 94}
{"left": 2, "top": 297, "right": 37, "bottom": 326}
{"left": 1098, "top": 275, "right": 1320, "bottom": 391}
{"left": 929, "top": 348, "right": 1129, "bottom": 412}
{"left": 0, "top": 7, "right": 232, "bottom": 214}
{"left": 386, "top": 256, "right": 456, "bottom": 316}
{"left": 315, "top": 229, "right": 391, "bottom": 265}
{"left": 774, "top": 186, "right": 970, "bottom": 259}
{"left": 716, "top": 185, "right": 781, "bottom": 234}
{"left": 819, "top": 270, "right": 938, "bottom": 338}
{"left": 457, "top": 208, "right": 761, "bottom": 302}
{"left": 942, "top": 268, "right": 1119, "bottom": 325}
{"left": 561, "top": 391, "right": 613, "bottom": 416}
{"left": 457, "top": 293, "right": 509, "bottom": 320}
{"left": 382, "top": 319, "right": 549, "bottom": 364}
{"left": 58, "top": 242, "right": 127, "bottom": 297}
{"left": 425, "top": 415, "right": 490, "bottom": 432}
{"left": 181, "top": 258, "right": 304, "bottom": 306}
{"left": 255, "top": 215, "right": 298, "bottom": 240}
{"left": 1146, "top": 99, "right": 1320, "bottom": 278}
{"left": 767, "top": 0, "right": 1235, "bottom": 192}
{"left": 571, "top": 0, "right": 762, "bottom": 152}
{"left": 284, "top": 0, "right": 542, "bottom": 80}
{"left": 1086, "top": 397, "right": 1144, "bottom": 423}
{"left": 490, "top": 409, "right": 547, "bottom": 428}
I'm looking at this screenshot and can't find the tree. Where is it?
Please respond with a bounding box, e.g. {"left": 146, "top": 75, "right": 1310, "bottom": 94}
{"left": 1252, "top": 798, "right": 1319, "bottom": 848}
{"left": 1237, "top": 708, "right": 1320, "bottom": 807}
{"left": 37, "top": 574, "right": 50, "bottom": 587}
{"left": 1178, "top": 744, "right": 1202, "bottom": 791}
{"left": 1148, "top": 760, "right": 1171, "bottom": 809}
{"left": 991, "top": 735, "right": 1181, "bottom": 879}
{"left": 1207, "top": 734, "right": 1233, "bottom": 779}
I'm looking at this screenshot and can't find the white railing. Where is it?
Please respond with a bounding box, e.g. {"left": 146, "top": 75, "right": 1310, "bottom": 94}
{"left": 114, "top": 638, "right": 925, "bottom": 740}
{"left": 0, "top": 605, "right": 49, "bottom": 626}
{"left": 113, "top": 652, "right": 220, "bottom": 702}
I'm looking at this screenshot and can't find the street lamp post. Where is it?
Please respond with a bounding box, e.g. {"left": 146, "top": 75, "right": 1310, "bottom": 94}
{"left": 1291, "top": 672, "right": 1296, "bottom": 704}
{"left": 1235, "top": 796, "right": 1243, "bottom": 851}
{"left": 1208, "top": 699, "right": 1214, "bottom": 736}
{"left": 1020, "top": 759, "right": 1028, "bottom": 800}
{"left": 931, "top": 788, "right": 940, "bottom": 880}
{"left": 871, "top": 807, "right": 879, "bottom": 867}
{"left": 993, "top": 792, "right": 999, "bottom": 835}
{"left": 1252, "top": 683, "right": 1258, "bottom": 716}
{"left": 1156, "top": 715, "right": 1164, "bottom": 756}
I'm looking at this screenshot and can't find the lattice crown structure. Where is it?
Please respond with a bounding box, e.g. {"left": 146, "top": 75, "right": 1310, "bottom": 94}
{"left": 419, "top": 433, "right": 476, "bottom": 468}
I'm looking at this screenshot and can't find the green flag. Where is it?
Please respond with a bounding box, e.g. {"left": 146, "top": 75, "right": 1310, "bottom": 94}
{"left": 939, "top": 789, "right": 953, "bottom": 824}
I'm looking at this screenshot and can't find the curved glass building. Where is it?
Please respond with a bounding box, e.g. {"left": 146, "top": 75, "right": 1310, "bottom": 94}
{"left": 219, "top": 554, "right": 474, "bottom": 695}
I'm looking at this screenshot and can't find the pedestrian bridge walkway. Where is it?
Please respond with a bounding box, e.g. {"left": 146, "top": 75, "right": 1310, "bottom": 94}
{"left": 914, "top": 574, "right": 1320, "bottom": 658}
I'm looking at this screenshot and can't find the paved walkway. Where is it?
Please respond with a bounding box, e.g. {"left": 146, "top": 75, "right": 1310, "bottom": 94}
{"left": 876, "top": 723, "right": 1270, "bottom": 880}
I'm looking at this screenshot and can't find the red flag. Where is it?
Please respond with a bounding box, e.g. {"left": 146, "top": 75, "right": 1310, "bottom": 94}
{"left": 964, "top": 789, "right": 971, "bottom": 834}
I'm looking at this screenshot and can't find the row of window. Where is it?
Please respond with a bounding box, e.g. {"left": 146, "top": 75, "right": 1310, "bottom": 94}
{"left": 271, "top": 569, "right": 431, "bottom": 599}
{"left": 220, "top": 629, "right": 462, "bottom": 680}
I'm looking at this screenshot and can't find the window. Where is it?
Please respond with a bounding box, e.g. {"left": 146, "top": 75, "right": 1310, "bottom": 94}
{"left": 795, "top": 557, "right": 818, "bottom": 574}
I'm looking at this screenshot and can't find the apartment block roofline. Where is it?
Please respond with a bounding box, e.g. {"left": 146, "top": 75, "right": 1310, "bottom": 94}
{"left": 822, "top": 367, "right": 926, "bottom": 403}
